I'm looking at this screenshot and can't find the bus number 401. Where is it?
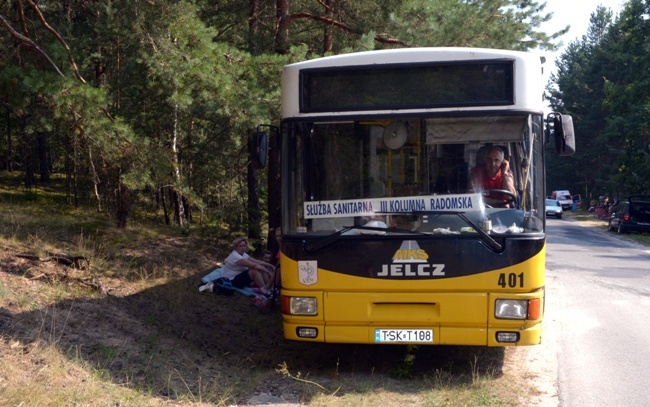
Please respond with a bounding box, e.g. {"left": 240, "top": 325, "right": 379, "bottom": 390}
{"left": 498, "top": 273, "right": 524, "bottom": 288}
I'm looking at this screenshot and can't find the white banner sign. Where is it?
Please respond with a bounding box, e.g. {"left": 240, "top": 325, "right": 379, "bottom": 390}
{"left": 304, "top": 193, "right": 484, "bottom": 219}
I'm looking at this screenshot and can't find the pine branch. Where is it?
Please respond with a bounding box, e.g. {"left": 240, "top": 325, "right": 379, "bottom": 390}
{"left": 23, "top": 0, "right": 87, "bottom": 84}
{"left": 0, "top": 13, "right": 65, "bottom": 78}
{"left": 287, "top": 12, "right": 353, "bottom": 31}
{"left": 287, "top": 12, "right": 409, "bottom": 46}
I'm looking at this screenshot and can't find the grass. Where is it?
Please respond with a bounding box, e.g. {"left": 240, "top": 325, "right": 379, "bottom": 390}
{"left": 1, "top": 170, "right": 548, "bottom": 406}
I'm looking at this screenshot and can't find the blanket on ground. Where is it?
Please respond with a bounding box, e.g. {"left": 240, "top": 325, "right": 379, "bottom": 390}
{"left": 200, "top": 267, "right": 257, "bottom": 297}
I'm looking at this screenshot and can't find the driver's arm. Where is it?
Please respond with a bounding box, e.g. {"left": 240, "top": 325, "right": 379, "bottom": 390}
{"left": 498, "top": 158, "right": 516, "bottom": 195}
{"left": 502, "top": 171, "right": 516, "bottom": 195}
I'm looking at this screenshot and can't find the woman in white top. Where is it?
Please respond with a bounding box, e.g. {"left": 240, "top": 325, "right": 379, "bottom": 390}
{"left": 222, "top": 237, "right": 275, "bottom": 295}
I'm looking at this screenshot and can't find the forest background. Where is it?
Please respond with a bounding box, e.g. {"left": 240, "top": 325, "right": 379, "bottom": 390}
{"left": 545, "top": 0, "right": 650, "bottom": 203}
{"left": 2, "top": 1, "right": 649, "bottom": 240}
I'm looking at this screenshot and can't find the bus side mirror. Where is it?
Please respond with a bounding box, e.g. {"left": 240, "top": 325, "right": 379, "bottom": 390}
{"left": 253, "top": 124, "right": 279, "bottom": 168}
{"left": 253, "top": 130, "right": 269, "bottom": 168}
{"left": 546, "top": 113, "right": 576, "bottom": 156}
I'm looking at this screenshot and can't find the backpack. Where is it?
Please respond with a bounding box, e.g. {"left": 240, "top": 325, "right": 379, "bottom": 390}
{"left": 214, "top": 277, "right": 235, "bottom": 296}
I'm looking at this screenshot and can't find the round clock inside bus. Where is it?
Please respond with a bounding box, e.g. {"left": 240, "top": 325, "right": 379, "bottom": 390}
{"left": 383, "top": 121, "right": 408, "bottom": 150}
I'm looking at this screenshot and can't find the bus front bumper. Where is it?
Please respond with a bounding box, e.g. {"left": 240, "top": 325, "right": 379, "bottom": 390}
{"left": 281, "top": 290, "right": 543, "bottom": 346}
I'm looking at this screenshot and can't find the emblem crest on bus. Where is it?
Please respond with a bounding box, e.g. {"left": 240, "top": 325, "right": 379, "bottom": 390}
{"left": 298, "top": 260, "right": 318, "bottom": 286}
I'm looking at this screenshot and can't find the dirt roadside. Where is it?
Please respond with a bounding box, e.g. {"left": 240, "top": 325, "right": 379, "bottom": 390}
{"left": 4, "top": 214, "right": 623, "bottom": 406}
{"left": 507, "top": 299, "right": 560, "bottom": 406}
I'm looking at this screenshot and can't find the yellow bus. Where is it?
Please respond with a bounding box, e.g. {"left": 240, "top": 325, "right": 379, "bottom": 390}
{"left": 265, "top": 47, "right": 574, "bottom": 346}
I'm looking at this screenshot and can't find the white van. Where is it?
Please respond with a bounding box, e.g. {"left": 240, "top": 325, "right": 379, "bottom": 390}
{"left": 551, "top": 190, "right": 572, "bottom": 210}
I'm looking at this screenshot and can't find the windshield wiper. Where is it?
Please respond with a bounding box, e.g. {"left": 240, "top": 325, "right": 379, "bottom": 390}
{"left": 303, "top": 225, "right": 425, "bottom": 254}
{"left": 303, "top": 211, "right": 503, "bottom": 254}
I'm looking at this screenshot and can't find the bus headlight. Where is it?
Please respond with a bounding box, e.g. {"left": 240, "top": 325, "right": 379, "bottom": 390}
{"left": 495, "top": 299, "right": 528, "bottom": 320}
{"left": 288, "top": 297, "right": 318, "bottom": 316}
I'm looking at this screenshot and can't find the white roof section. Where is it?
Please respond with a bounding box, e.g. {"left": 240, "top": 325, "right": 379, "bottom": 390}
{"left": 281, "top": 47, "right": 546, "bottom": 119}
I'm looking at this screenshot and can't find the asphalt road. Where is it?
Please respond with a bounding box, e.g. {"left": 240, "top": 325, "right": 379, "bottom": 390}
{"left": 541, "top": 218, "right": 650, "bottom": 406}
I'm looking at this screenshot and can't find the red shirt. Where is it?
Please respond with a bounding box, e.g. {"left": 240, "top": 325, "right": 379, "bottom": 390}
{"left": 472, "top": 167, "right": 511, "bottom": 206}
{"left": 473, "top": 167, "right": 505, "bottom": 190}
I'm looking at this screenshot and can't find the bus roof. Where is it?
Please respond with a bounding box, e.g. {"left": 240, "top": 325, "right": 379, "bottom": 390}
{"left": 285, "top": 47, "right": 545, "bottom": 69}
{"left": 281, "top": 47, "right": 547, "bottom": 119}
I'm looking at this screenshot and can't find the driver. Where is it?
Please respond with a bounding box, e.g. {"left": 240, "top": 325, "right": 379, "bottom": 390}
{"left": 470, "top": 147, "right": 516, "bottom": 206}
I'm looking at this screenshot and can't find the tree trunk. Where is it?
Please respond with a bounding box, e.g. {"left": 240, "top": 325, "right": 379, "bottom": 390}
{"left": 23, "top": 142, "right": 33, "bottom": 190}
{"left": 276, "top": 0, "right": 290, "bottom": 54}
{"left": 36, "top": 132, "right": 50, "bottom": 184}
{"left": 116, "top": 169, "right": 129, "bottom": 228}
{"left": 72, "top": 133, "right": 79, "bottom": 208}
{"left": 322, "top": 0, "right": 333, "bottom": 53}
{"left": 268, "top": 128, "right": 281, "bottom": 243}
{"left": 5, "top": 107, "right": 12, "bottom": 172}
{"left": 183, "top": 195, "right": 191, "bottom": 223}
{"left": 65, "top": 133, "right": 71, "bottom": 204}
{"left": 185, "top": 119, "right": 194, "bottom": 223}
{"left": 169, "top": 186, "right": 177, "bottom": 224}
{"left": 160, "top": 185, "right": 170, "bottom": 225}
{"left": 249, "top": 0, "right": 260, "bottom": 54}
{"left": 171, "top": 103, "right": 186, "bottom": 227}
{"left": 248, "top": 132, "right": 262, "bottom": 253}
{"left": 88, "top": 145, "right": 102, "bottom": 212}
{"left": 247, "top": 0, "right": 266, "bottom": 249}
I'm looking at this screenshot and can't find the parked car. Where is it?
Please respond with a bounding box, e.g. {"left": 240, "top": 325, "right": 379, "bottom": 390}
{"left": 553, "top": 193, "right": 573, "bottom": 210}
{"left": 545, "top": 199, "right": 563, "bottom": 219}
{"left": 550, "top": 190, "right": 572, "bottom": 209}
{"left": 607, "top": 195, "right": 650, "bottom": 234}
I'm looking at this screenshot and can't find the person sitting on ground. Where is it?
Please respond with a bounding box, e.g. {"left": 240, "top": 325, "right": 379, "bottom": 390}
{"left": 470, "top": 146, "right": 517, "bottom": 207}
{"left": 222, "top": 237, "right": 275, "bottom": 296}
{"left": 260, "top": 249, "right": 273, "bottom": 265}
{"left": 259, "top": 248, "right": 280, "bottom": 295}
{"left": 259, "top": 249, "right": 277, "bottom": 285}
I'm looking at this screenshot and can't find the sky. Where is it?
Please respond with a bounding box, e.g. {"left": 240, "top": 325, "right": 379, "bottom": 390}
{"left": 539, "top": 0, "right": 627, "bottom": 81}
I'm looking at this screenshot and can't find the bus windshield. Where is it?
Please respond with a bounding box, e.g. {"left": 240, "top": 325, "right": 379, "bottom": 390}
{"left": 283, "top": 114, "right": 545, "bottom": 236}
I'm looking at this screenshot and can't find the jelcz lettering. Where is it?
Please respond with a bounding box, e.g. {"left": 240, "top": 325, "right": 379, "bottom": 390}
{"left": 377, "top": 264, "right": 446, "bottom": 277}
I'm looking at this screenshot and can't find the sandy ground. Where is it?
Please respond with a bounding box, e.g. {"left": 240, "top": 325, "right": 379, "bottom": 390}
{"left": 507, "top": 305, "right": 560, "bottom": 406}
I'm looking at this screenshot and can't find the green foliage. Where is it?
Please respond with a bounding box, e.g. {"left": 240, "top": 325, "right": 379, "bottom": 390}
{"left": 548, "top": 0, "right": 650, "bottom": 199}
{"left": 391, "top": 345, "right": 419, "bottom": 378}
{"left": 1, "top": 0, "right": 564, "bottom": 231}
{"left": 385, "top": 0, "right": 567, "bottom": 50}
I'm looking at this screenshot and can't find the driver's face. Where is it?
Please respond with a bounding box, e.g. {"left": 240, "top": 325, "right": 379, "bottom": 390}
{"left": 485, "top": 151, "right": 504, "bottom": 177}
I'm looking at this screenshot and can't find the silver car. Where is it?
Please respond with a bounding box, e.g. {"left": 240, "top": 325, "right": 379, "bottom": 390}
{"left": 545, "top": 199, "right": 563, "bottom": 219}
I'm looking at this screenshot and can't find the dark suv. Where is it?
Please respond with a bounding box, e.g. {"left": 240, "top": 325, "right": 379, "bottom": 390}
{"left": 607, "top": 195, "right": 650, "bottom": 234}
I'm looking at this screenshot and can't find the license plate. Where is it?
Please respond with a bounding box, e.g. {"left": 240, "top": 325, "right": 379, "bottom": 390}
{"left": 374, "top": 329, "right": 433, "bottom": 343}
